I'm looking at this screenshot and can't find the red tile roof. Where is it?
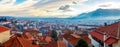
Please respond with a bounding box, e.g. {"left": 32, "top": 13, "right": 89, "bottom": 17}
{"left": 24, "top": 29, "right": 40, "bottom": 34}
{"left": 39, "top": 41, "right": 58, "bottom": 47}
{"left": 3, "top": 34, "right": 40, "bottom": 47}
{"left": 0, "top": 26, "right": 10, "bottom": 33}
{"left": 105, "top": 37, "right": 118, "bottom": 45}
{"left": 2, "top": 37, "right": 32, "bottom": 47}
{"left": 57, "top": 40, "right": 66, "bottom": 47}
{"left": 92, "top": 22, "right": 120, "bottom": 38}
{"left": 82, "top": 35, "right": 91, "bottom": 44}
{"left": 63, "top": 34, "right": 80, "bottom": 46}
{"left": 63, "top": 29, "right": 73, "bottom": 35}
{"left": 71, "top": 34, "right": 81, "bottom": 38}
{"left": 3, "top": 33, "right": 58, "bottom": 47}
{"left": 90, "top": 31, "right": 104, "bottom": 41}
{"left": 38, "top": 36, "right": 52, "bottom": 44}
{"left": 90, "top": 22, "right": 120, "bottom": 45}
{"left": 63, "top": 34, "right": 91, "bottom": 46}
{"left": 22, "top": 32, "right": 34, "bottom": 40}
{"left": 22, "top": 29, "right": 40, "bottom": 40}
{"left": 45, "top": 36, "right": 52, "bottom": 43}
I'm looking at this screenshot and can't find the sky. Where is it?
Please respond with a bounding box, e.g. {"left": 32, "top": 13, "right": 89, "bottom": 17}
{"left": 0, "top": 0, "right": 120, "bottom": 18}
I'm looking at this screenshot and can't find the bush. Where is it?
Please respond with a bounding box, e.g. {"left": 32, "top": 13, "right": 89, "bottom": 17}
{"left": 51, "top": 30, "right": 58, "bottom": 41}
{"left": 75, "top": 39, "right": 88, "bottom": 47}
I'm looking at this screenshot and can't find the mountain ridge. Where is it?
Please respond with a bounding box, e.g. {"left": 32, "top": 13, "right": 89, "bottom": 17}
{"left": 72, "top": 8, "right": 120, "bottom": 20}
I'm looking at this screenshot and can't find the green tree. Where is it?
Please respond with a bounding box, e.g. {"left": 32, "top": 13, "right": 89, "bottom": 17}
{"left": 51, "top": 30, "right": 58, "bottom": 41}
{"left": 75, "top": 39, "right": 88, "bottom": 47}
{"left": 0, "top": 43, "right": 2, "bottom": 47}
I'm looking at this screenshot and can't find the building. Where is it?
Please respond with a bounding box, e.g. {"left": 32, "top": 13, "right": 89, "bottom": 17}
{"left": 2, "top": 29, "right": 58, "bottom": 47}
{"left": 64, "top": 34, "right": 91, "bottom": 47}
{"left": 2, "top": 36, "right": 33, "bottom": 47}
{"left": 63, "top": 32, "right": 91, "bottom": 47}
{"left": 90, "top": 22, "right": 120, "bottom": 47}
{"left": 0, "top": 26, "right": 10, "bottom": 44}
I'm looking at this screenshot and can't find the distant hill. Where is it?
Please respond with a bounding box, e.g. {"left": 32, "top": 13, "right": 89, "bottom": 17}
{"left": 72, "top": 8, "right": 120, "bottom": 20}
{"left": 0, "top": 16, "right": 15, "bottom": 19}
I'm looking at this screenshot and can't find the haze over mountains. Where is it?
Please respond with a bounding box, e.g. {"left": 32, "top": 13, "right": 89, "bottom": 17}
{"left": 72, "top": 8, "right": 120, "bottom": 20}
{"left": 1, "top": 8, "right": 120, "bottom": 21}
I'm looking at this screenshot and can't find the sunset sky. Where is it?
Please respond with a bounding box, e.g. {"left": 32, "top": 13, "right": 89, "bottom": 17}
{"left": 0, "top": 0, "right": 120, "bottom": 18}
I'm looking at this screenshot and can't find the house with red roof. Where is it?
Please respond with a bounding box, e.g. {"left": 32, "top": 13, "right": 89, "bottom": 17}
{"left": 2, "top": 29, "right": 58, "bottom": 47}
{"left": 90, "top": 22, "right": 120, "bottom": 47}
{"left": 2, "top": 37, "right": 33, "bottom": 47}
{"left": 22, "top": 29, "right": 40, "bottom": 40}
{"left": 2, "top": 33, "right": 41, "bottom": 47}
{"left": 63, "top": 33, "right": 92, "bottom": 47}
{"left": 0, "top": 26, "right": 10, "bottom": 44}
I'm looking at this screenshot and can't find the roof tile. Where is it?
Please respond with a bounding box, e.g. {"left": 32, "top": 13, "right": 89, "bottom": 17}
{"left": 0, "top": 26, "right": 10, "bottom": 33}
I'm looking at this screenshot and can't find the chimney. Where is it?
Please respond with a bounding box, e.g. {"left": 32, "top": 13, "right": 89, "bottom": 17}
{"left": 103, "top": 33, "right": 107, "bottom": 47}
{"left": 117, "top": 22, "right": 120, "bottom": 38}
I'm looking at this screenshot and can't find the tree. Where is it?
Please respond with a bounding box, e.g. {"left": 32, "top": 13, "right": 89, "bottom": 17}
{"left": 75, "top": 26, "right": 78, "bottom": 30}
{"left": 51, "top": 30, "right": 58, "bottom": 41}
{"left": 75, "top": 39, "right": 88, "bottom": 47}
{"left": 104, "top": 22, "right": 107, "bottom": 26}
{"left": 0, "top": 43, "right": 2, "bottom": 47}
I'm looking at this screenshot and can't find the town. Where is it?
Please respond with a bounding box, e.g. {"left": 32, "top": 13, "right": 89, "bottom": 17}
{"left": 0, "top": 0, "right": 120, "bottom": 47}
{"left": 0, "top": 17, "right": 120, "bottom": 47}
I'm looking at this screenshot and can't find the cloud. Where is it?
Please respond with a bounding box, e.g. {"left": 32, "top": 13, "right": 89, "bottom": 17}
{"left": 98, "top": 2, "right": 120, "bottom": 9}
{"left": 72, "top": 1, "right": 77, "bottom": 4}
{"left": 0, "top": 0, "right": 120, "bottom": 18}
{"left": 59, "top": 5, "right": 70, "bottom": 10}
{"left": 0, "top": 0, "right": 86, "bottom": 18}
{"left": 99, "top": 4, "right": 112, "bottom": 7}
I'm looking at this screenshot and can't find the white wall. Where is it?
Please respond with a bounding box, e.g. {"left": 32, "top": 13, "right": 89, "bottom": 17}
{"left": 88, "top": 34, "right": 101, "bottom": 47}
{"left": 113, "top": 39, "right": 120, "bottom": 47}
{"left": 0, "top": 30, "right": 10, "bottom": 43}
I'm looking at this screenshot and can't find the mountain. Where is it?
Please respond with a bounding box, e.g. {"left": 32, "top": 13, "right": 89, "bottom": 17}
{"left": 72, "top": 8, "right": 120, "bottom": 20}
{"left": 0, "top": 16, "right": 15, "bottom": 19}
